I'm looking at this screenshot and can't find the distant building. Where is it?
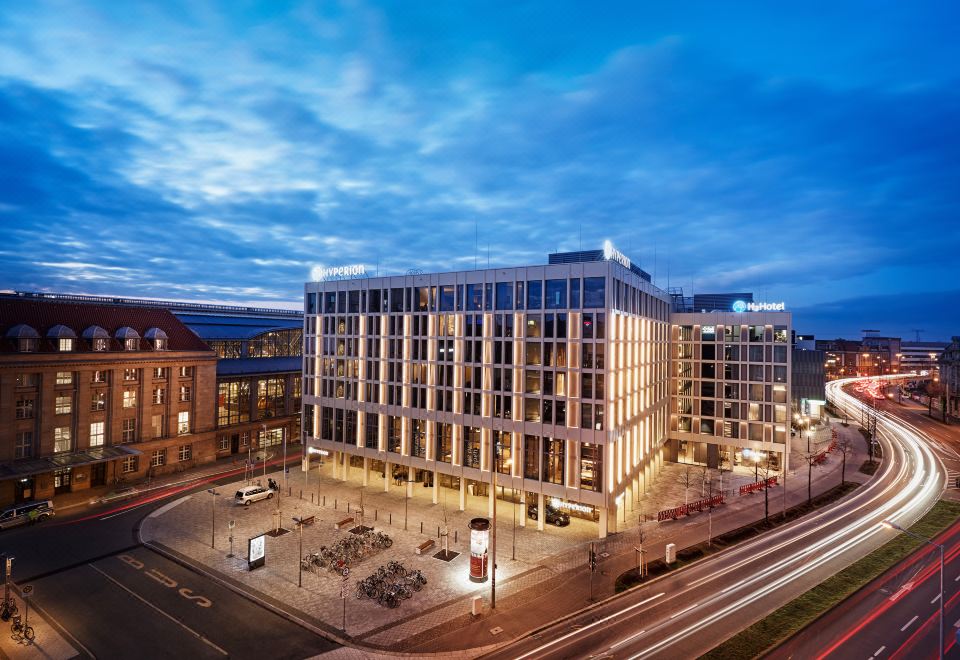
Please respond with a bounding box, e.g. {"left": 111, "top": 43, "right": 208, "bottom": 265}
{"left": 817, "top": 334, "right": 902, "bottom": 379}
{"left": 0, "top": 292, "right": 304, "bottom": 507}
{"left": 900, "top": 341, "right": 948, "bottom": 376}
{"left": 939, "top": 337, "right": 960, "bottom": 418}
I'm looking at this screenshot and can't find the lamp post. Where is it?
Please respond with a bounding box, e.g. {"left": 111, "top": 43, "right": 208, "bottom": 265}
{"left": 293, "top": 513, "right": 305, "bottom": 588}
{"left": 491, "top": 440, "right": 499, "bottom": 610}
{"left": 505, "top": 459, "right": 515, "bottom": 561}
{"left": 206, "top": 489, "right": 219, "bottom": 549}
{"left": 261, "top": 423, "right": 268, "bottom": 483}
{"left": 882, "top": 520, "right": 943, "bottom": 660}
{"left": 282, "top": 427, "right": 288, "bottom": 491}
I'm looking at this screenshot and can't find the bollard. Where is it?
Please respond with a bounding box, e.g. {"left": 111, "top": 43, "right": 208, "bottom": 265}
{"left": 288, "top": 486, "right": 292, "bottom": 497}
{"left": 347, "top": 502, "right": 351, "bottom": 513}
{"left": 375, "top": 509, "right": 378, "bottom": 521}
{"left": 323, "top": 495, "right": 326, "bottom": 506}
{"left": 420, "top": 521, "right": 423, "bottom": 534}
{"left": 311, "top": 493, "right": 314, "bottom": 504}
{"left": 389, "top": 512, "right": 392, "bottom": 525}
{"left": 300, "top": 489, "right": 302, "bottom": 500}
{"left": 454, "top": 530, "right": 458, "bottom": 543}
{"left": 437, "top": 525, "right": 440, "bottom": 538}
{"left": 335, "top": 499, "right": 338, "bottom": 510}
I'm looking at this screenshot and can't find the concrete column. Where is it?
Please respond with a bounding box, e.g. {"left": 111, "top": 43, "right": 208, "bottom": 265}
{"left": 625, "top": 483, "right": 634, "bottom": 512}
{"left": 537, "top": 492, "right": 545, "bottom": 531}
{"left": 384, "top": 461, "right": 390, "bottom": 492}
{"left": 407, "top": 465, "right": 415, "bottom": 499}
{"left": 599, "top": 507, "right": 608, "bottom": 539}
{"left": 302, "top": 453, "right": 311, "bottom": 473}
{"left": 332, "top": 451, "right": 340, "bottom": 480}
{"left": 459, "top": 477, "right": 466, "bottom": 511}
{"left": 362, "top": 457, "right": 369, "bottom": 487}
{"left": 341, "top": 452, "right": 349, "bottom": 481}
{"left": 432, "top": 470, "right": 439, "bottom": 505}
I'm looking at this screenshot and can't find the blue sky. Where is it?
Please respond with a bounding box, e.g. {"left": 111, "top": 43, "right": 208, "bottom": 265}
{"left": 1, "top": 1, "right": 958, "bottom": 340}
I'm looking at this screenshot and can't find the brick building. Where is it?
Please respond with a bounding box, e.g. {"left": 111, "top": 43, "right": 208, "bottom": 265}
{"left": 0, "top": 296, "right": 218, "bottom": 506}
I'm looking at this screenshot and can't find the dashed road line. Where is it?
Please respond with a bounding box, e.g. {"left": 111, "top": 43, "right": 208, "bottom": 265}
{"left": 901, "top": 615, "right": 919, "bottom": 632}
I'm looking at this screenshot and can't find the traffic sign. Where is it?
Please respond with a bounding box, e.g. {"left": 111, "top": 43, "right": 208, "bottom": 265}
{"left": 20, "top": 585, "right": 33, "bottom": 599}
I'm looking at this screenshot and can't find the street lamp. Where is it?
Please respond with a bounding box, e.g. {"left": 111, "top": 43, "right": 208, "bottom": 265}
{"left": 505, "top": 459, "right": 516, "bottom": 561}
{"left": 206, "top": 489, "right": 219, "bottom": 549}
{"left": 882, "top": 520, "right": 944, "bottom": 660}
{"left": 293, "top": 513, "right": 306, "bottom": 588}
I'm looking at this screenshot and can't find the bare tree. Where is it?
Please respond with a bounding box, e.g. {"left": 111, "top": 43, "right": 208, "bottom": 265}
{"left": 716, "top": 458, "right": 731, "bottom": 499}
{"left": 680, "top": 466, "right": 693, "bottom": 507}
{"left": 802, "top": 451, "right": 821, "bottom": 505}
{"left": 636, "top": 520, "right": 648, "bottom": 578}
{"left": 699, "top": 464, "right": 709, "bottom": 498}
{"left": 836, "top": 433, "right": 852, "bottom": 486}
{"left": 759, "top": 460, "right": 774, "bottom": 525}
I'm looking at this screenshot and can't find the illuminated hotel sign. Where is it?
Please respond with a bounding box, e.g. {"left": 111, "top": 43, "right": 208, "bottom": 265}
{"left": 311, "top": 264, "right": 366, "bottom": 281}
{"left": 733, "top": 300, "right": 786, "bottom": 312}
{"left": 603, "top": 240, "right": 631, "bottom": 270}
{"left": 550, "top": 498, "right": 593, "bottom": 514}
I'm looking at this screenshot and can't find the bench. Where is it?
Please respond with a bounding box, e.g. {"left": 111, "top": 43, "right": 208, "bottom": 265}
{"left": 334, "top": 517, "right": 354, "bottom": 530}
{"left": 416, "top": 539, "right": 436, "bottom": 555}
{"left": 298, "top": 515, "right": 315, "bottom": 527}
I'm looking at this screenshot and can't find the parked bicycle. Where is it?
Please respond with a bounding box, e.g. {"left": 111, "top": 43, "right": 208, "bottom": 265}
{"left": 0, "top": 598, "right": 17, "bottom": 622}
{"left": 10, "top": 614, "right": 34, "bottom": 642}
{"left": 356, "top": 561, "right": 426, "bottom": 608}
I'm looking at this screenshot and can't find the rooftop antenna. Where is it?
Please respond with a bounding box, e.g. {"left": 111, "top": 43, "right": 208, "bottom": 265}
{"left": 653, "top": 243, "right": 657, "bottom": 286}
{"left": 911, "top": 329, "right": 924, "bottom": 342}
{"left": 579, "top": 224, "right": 582, "bottom": 251}
{"left": 474, "top": 220, "right": 478, "bottom": 270}
{"left": 487, "top": 243, "right": 490, "bottom": 268}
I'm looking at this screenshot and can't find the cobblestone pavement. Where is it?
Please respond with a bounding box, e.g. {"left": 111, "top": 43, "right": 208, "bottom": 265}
{"left": 143, "top": 419, "right": 865, "bottom": 653}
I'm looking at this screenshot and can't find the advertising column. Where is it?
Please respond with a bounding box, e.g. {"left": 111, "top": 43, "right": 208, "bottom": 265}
{"left": 469, "top": 518, "right": 490, "bottom": 582}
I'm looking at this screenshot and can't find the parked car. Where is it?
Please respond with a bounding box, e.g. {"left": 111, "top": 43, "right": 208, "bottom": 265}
{"left": 527, "top": 502, "right": 570, "bottom": 527}
{"left": 234, "top": 485, "right": 274, "bottom": 506}
{"left": 0, "top": 500, "right": 55, "bottom": 530}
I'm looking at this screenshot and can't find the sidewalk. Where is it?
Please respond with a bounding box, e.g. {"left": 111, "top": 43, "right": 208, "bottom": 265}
{"left": 0, "top": 592, "right": 80, "bottom": 660}
{"left": 141, "top": 419, "right": 871, "bottom": 655}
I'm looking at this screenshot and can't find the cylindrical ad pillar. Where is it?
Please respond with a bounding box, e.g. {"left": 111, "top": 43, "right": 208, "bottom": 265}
{"left": 469, "top": 517, "right": 490, "bottom": 582}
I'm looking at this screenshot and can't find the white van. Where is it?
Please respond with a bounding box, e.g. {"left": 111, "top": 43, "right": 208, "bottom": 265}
{"left": 0, "top": 500, "right": 55, "bottom": 530}
{"left": 234, "top": 485, "right": 274, "bottom": 506}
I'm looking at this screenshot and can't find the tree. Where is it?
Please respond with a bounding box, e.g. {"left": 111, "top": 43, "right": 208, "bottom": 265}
{"left": 802, "top": 451, "right": 821, "bottom": 505}
{"left": 716, "top": 458, "right": 731, "bottom": 498}
{"left": 836, "top": 433, "right": 852, "bottom": 486}
{"left": 699, "top": 464, "right": 709, "bottom": 498}
{"left": 636, "top": 519, "right": 648, "bottom": 577}
{"left": 759, "top": 460, "right": 775, "bottom": 525}
{"left": 680, "top": 465, "right": 694, "bottom": 508}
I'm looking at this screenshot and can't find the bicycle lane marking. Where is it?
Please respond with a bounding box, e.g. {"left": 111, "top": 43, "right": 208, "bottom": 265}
{"left": 87, "top": 563, "right": 227, "bottom": 656}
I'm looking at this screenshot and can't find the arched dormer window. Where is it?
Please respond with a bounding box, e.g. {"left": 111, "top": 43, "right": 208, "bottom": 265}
{"left": 6, "top": 324, "right": 39, "bottom": 352}
{"left": 144, "top": 327, "right": 169, "bottom": 351}
{"left": 47, "top": 325, "right": 77, "bottom": 352}
{"left": 115, "top": 327, "right": 140, "bottom": 351}
{"left": 82, "top": 325, "right": 111, "bottom": 351}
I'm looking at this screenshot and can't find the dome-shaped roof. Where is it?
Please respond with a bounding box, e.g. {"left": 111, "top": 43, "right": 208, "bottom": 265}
{"left": 46, "top": 324, "right": 77, "bottom": 339}
{"left": 5, "top": 324, "right": 40, "bottom": 339}
{"left": 114, "top": 326, "right": 141, "bottom": 340}
{"left": 82, "top": 325, "right": 110, "bottom": 339}
{"left": 144, "top": 327, "right": 169, "bottom": 340}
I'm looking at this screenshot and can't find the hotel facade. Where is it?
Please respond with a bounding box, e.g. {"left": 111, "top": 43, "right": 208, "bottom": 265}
{"left": 302, "top": 249, "right": 791, "bottom": 538}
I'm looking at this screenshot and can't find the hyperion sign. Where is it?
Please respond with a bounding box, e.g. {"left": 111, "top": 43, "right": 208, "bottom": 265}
{"left": 248, "top": 534, "right": 266, "bottom": 571}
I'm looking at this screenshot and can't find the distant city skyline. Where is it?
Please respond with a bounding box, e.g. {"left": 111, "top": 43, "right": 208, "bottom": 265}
{"left": 1, "top": 2, "right": 958, "bottom": 341}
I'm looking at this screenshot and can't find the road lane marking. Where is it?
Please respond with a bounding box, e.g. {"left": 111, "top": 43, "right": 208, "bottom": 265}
{"left": 669, "top": 603, "right": 698, "bottom": 619}
{"left": 931, "top": 593, "right": 941, "bottom": 604}
{"left": 953, "top": 618, "right": 960, "bottom": 628}
{"left": 901, "top": 615, "right": 919, "bottom": 632}
{"left": 100, "top": 500, "right": 157, "bottom": 520}
{"left": 88, "top": 564, "right": 227, "bottom": 655}
{"left": 954, "top": 574, "right": 960, "bottom": 581}
{"left": 609, "top": 630, "right": 647, "bottom": 650}
{"left": 873, "top": 645, "right": 886, "bottom": 657}
{"left": 512, "top": 592, "right": 665, "bottom": 660}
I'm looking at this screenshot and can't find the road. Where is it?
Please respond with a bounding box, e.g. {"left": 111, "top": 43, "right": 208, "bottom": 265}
{"left": 0, "top": 462, "right": 337, "bottom": 659}
{"left": 774, "top": 386, "right": 960, "bottom": 660}
{"left": 482, "top": 376, "right": 946, "bottom": 660}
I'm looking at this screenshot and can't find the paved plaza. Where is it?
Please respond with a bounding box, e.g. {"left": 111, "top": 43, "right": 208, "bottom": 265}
{"left": 142, "top": 419, "right": 865, "bottom": 654}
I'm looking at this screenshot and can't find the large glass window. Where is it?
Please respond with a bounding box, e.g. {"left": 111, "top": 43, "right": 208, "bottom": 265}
{"left": 257, "top": 377, "right": 285, "bottom": 419}
{"left": 569, "top": 278, "right": 581, "bottom": 308}
{"left": 495, "top": 282, "right": 513, "bottom": 310}
{"left": 466, "top": 284, "right": 483, "bottom": 311}
{"left": 526, "top": 280, "right": 543, "bottom": 309}
{"left": 177, "top": 411, "right": 190, "bottom": 435}
{"left": 580, "top": 443, "right": 602, "bottom": 492}
{"left": 494, "top": 431, "right": 512, "bottom": 474}
{"left": 543, "top": 438, "right": 564, "bottom": 484}
{"left": 365, "top": 413, "right": 379, "bottom": 448}
{"left": 90, "top": 422, "right": 105, "bottom": 447}
{"left": 439, "top": 285, "right": 455, "bottom": 311}
{"left": 583, "top": 277, "right": 606, "bottom": 308}
{"left": 54, "top": 427, "right": 71, "bottom": 453}
{"left": 387, "top": 416, "right": 402, "bottom": 453}
{"left": 524, "top": 435, "right": 540, "bottom": 479}
{"left": 435, "top": 423, "right": 452, "bottom": 463}
{"left": 463, "top": 426, "right": 481, "bottom": 468}
{"left": 545, "top": 279, "right": 567, "bottom": 309}
{"left": 410, "top": 419, "right": 427, "bottom": 457}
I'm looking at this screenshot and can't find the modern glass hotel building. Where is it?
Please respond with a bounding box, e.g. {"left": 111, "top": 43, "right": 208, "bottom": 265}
{"left": 302, "top": 248, "right": 791, "bottom": 537}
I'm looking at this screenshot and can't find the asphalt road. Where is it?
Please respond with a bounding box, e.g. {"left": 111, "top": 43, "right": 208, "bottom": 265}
{"left": 482, "top": 376, "right": 946, "bottom": 660}
{"left": 0, "top": 465, "right": 338, "bottom": 660}
{"left": 774, "top": 394, "right": 960, "bottom": 660}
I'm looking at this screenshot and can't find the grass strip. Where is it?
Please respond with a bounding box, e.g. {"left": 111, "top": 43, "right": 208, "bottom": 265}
{"left": 701, "top": 499, "right": 960, "bottom": 660}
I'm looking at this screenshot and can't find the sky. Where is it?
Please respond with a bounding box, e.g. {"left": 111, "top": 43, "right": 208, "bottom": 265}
{"left": 1, "top": 1, "right": 958, "bottom": 341}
